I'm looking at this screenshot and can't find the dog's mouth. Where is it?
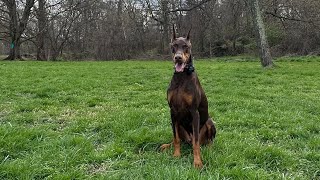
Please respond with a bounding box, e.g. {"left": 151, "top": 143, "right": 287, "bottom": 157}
{"left": 175, "top": 63, "right": 186, "bottom": 72}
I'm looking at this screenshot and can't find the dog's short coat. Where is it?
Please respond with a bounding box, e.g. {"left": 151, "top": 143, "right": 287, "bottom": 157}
{"left": 161, "top": 26, "right": 216, "bottom": 168}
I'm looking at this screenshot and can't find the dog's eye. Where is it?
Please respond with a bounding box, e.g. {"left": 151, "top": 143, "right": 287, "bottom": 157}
{"left": 183, "top": 45, "right": 189, "bottom": 52}
{"left": 172, "top": 44, "right": 178, "bottom": 53}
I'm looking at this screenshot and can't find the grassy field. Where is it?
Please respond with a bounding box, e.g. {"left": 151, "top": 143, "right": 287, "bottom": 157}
{"left": 0, "top": 57, "right": 319, "bottom": 179}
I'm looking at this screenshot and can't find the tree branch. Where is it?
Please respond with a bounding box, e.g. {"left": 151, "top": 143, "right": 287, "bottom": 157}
{"left": 168, "top": 0, "right": 216, "bottom": 13}
{"left": 0, "top": 6, "right": 9, "bottom": 14}
{"left": 145, "top": 0, "right": 163, "bottom": 24}
{"left": 265, "top": 11, "right": 313, "bottom": 23}
{"left": 0, "top": 37, "right": 10, "bottom": 42}
{"left": 0, "top": 31, "right": 10, "bottom": 35}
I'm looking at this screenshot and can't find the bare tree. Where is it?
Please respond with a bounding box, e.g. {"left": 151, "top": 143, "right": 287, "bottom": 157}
{"left": 1, "top": 0, "right": 320, "bottom": 61}
{"left": 36, "top": 0, "right": 47, "bottom": 60}
{"left": 2, "top": 0, "right": 35, "bottom": 60}
{"left": 47, "top": 0, "right": 82, "bottom": 60}
{"left": 248, "top": 0, "right": 274, "bottom": 67}
{"left": 160, "top": 0, "right": 169, "bottom": 54}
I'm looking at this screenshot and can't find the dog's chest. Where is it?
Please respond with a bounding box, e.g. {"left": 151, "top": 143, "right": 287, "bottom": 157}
{"left": 167, "top": 73, "right": 201, "bottom": 112}
{"left": 168, "top": 89, "right": 193, "bottom": 110}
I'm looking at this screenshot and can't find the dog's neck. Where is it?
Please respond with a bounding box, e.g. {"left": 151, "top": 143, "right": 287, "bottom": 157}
{"left": 174, "top": 55, "right": 194, "bottom": 75}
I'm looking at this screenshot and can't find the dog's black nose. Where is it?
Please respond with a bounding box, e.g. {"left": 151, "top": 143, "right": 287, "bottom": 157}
{"left": 175, "top": 55, "right": 182, "bottom": 62}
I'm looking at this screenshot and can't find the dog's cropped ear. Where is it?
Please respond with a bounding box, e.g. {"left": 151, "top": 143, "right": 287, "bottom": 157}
{"left": 186, "top": 27, "right": 191, "bottom": 41}
{"left": 172, "top": 24, "right": 176, "bottom": 42}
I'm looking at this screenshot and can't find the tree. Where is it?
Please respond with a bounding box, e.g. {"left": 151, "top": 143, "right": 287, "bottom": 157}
{"left": 36, "top": 0, "right": 47, "bottom": 60}
{"left": 47, "top": 0, "right": 82, "bottom": 60}
{"left": 2, "top": 0, "right": 35, "bottom": 60}
{"left": 248, "top": 0, "right": 274, "bottom": 67}
{"left": 1, "top": 0, "right": 320, "bottom": 61}
{"left": 160, "top": 0, "right": 169, "bottom": 54}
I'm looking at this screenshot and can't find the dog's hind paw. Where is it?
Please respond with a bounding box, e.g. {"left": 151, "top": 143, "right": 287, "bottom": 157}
{"left": 160, "top": 143, "right": 171, "bottom": 151}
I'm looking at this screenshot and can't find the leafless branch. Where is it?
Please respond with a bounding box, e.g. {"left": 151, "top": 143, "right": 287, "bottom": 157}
{"left": 45, "top": 0, "right": 63, "bottom": 9}
{"left": 168, "top": 0, "right": 216, "bottom": 13}
{"left": 265, "top": 11, "right": 313, "bottom": 23}
{"left": 0, "top": 37, "right": 10, "bottom": 42}
{"left": 0, "top": 31, "right": 10, "bottom": 35}
{"left": 0, "top": 6, "right": 9, "bottom": 14}
{"left": 265, "top": 11, "right": 320, "bottom": 28}
{"left": 145, "top": 0, "right": 163, "bottom": 24}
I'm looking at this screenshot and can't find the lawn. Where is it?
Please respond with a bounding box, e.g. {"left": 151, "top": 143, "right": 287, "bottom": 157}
{"left": 0, "top": 57, "right": 319, "bottom": 179}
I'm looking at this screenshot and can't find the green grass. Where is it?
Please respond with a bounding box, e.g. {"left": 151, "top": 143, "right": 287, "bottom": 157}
{"left": 0, "top": 58, "right": 319, "bottom": 179}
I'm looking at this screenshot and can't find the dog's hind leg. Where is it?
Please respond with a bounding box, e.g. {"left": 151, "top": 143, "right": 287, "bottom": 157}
{"left": 199, "top": 123, "right": 209, "bottom": 145}
{"left": 206, "top": 118, "right": 216, "bottom": 145}
{"left": 199, "top": 118, "right": 216, "bottom": 145}
{"left": 178, "top": 125, "right": 192, "bottom": 144}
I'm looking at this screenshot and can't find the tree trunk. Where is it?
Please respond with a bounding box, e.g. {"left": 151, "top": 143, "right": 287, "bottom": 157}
{"left": 116, "top": 0, "right": 126, "bottom": 59}
{"left": 161, "top": 0, "right": 169, "bottom": 54}
{"left": 4, "top": 0, "right": 19, "bottom": 60}
{"left": 248, "top": 0, "right": 274, "bottom": 67}
{"left": 5, "top": 39, "right": 22, "bottom": 60}
{"left": 51, "top": 49, "right": 59, "bottom": 61}
{"left": 36, "top": 0, "right": 47, "bottom": 61}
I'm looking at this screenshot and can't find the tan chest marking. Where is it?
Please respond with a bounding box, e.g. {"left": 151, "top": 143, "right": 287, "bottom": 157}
{"left": 168, "top": 91, "right": 193, "bottom": 106}
{"left": 182, "top": 92, "right": 193, "bottom": 106}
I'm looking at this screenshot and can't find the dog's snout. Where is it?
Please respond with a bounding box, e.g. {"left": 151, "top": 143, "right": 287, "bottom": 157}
{"left": 174, "top": 55, "right": 182, "bottom": 62}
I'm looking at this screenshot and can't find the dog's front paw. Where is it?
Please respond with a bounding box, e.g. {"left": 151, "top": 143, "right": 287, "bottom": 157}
{"left": 173, "top": 151, "right": 181, "bottom": 157}
{"left": 194, "top": 160, "right": 203, "bottom": 169}
{"left": 160, "top": 143, "right": 171, "bottom": 151}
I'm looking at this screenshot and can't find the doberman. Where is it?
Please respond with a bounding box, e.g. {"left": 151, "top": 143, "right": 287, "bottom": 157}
{"left": 161, "top": 26, "right": 216, "bottom": 169}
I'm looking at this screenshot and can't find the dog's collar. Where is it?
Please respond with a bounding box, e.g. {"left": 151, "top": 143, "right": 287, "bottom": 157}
{"left": 186, "top": 63, "right": 195, "bottom": 75}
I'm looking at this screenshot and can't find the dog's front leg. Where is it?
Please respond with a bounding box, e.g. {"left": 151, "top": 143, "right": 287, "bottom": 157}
{"left": 172, "top": 121, "right": 181, "bottom": 157}
{"left": 160, "top": 120, "right": 182, "bottom": 155}
{"left": 191, "top": 110, "right": 203, "bottom": 168}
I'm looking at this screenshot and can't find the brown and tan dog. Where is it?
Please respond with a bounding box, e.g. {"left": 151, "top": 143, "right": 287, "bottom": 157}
{"left": 161, "top": 26, "right": 216, "bottom": 169}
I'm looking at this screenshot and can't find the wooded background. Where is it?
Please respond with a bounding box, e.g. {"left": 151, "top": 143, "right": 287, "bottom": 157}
{"left": 1, "top": 0, "right": 320, "bottom": 61}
